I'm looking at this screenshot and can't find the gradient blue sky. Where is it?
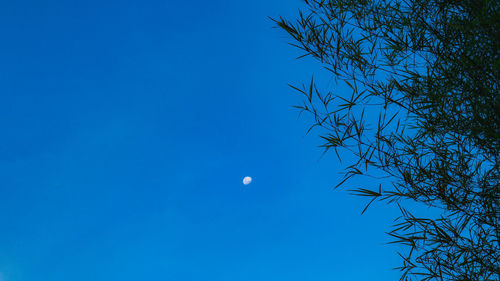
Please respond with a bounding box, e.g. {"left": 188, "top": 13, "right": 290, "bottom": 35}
{"left": 0, "top": 0, "right": 405, "bottom": 280}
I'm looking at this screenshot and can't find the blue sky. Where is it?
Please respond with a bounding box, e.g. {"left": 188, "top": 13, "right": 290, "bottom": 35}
{"left": 0, "top": 0, "right": 404, "bottom": 280}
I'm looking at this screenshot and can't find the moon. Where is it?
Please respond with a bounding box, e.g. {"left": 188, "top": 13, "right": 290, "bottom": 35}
{"left": 243, "top": 176, "right": 252, "bottom": 185}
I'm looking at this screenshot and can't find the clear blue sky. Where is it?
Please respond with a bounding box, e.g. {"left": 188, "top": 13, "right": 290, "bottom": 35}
{"left": 0, "top": 0, "right": 404, "bottom": 280}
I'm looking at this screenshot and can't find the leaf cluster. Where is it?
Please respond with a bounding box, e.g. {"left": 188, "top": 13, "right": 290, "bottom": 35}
{"left": 274, "top": 0, "right": 499, "bottom": 280}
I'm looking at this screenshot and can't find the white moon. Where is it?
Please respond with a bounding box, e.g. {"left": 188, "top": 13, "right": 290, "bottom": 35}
{"left": 243, "top": 176, "right": 252, "bottom": 185}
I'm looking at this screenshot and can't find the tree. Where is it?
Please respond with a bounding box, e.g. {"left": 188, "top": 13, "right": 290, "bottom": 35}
{"left": 274, "top": 0, "right": 499, "bottom": 280}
